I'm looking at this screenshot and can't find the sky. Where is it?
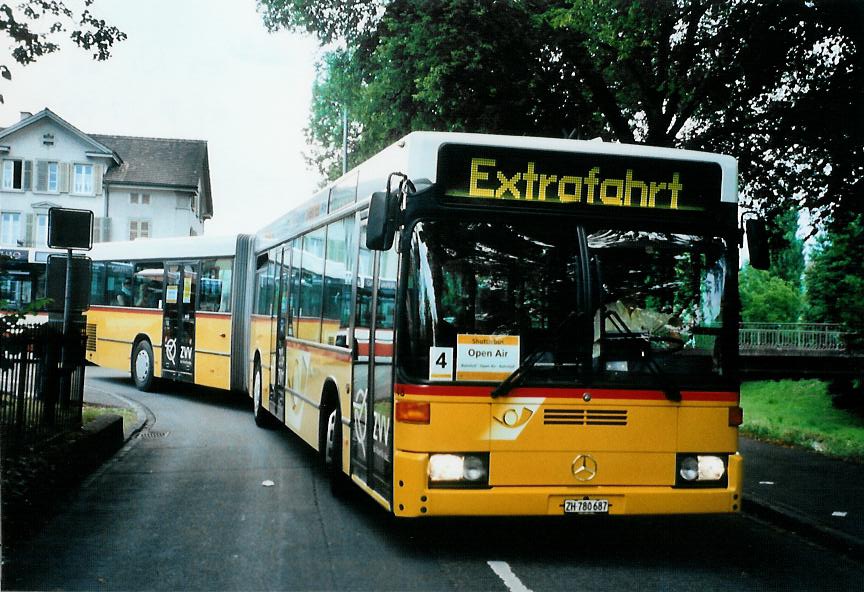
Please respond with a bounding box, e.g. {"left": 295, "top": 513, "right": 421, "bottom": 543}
{"left": 0, "top": 0, "right": 322, "bottom": 235}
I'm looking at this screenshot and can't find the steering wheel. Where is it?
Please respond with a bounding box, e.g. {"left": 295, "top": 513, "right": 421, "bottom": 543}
{"left": 648, "top": 334, "right": 685, "bottom": 352}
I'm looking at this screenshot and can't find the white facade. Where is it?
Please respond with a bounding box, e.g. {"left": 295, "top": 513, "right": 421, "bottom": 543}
{"left": 0, "top": 109, "right": 211, "bottom": 248}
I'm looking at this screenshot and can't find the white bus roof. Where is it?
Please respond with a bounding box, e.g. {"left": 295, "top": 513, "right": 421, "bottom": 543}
{"left": 88, "top": 234, "right": 239, "bottom": 262}
{"left": 257, "top": 131, "right": 738, "bottom": 248}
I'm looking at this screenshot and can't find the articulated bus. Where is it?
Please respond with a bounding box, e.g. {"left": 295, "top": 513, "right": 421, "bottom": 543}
{"left": 85, "top": 235, "right": 255, "bottom": 392}
{"left": 249, "top": 132, "right": 747, "bottom": 517}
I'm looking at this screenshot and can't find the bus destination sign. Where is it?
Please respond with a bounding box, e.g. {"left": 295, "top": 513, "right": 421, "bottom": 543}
{"left": 437, "top": 144, "right": 723, "bottom": 212}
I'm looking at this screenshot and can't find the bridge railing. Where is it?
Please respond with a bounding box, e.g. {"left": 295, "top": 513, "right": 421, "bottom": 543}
{"left": 739, "top": 322, "right": 850, "bottom": 352}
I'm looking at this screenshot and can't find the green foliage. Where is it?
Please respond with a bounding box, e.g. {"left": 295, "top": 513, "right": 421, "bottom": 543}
{"left": 259, "top": 0, "right": 863, "bottom": 227}
{"left": 741, "top": 380, "right": 864, "bottom": 461}
{"left": 739, "top": 265, "right": 803, "bottom": 323}
{"left": 768, "top": 207, "right": 806, "bottom": 291}
{"left": 0, "top": 297, "right": 51, "bottom": 332}
{"left": 0, "top": 0, "right": 126, "bottom": 103}
{"left": 805, "top": 215, "right": 864, "bottom": 333}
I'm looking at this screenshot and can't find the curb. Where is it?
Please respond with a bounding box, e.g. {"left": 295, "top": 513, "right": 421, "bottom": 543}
{"left": 743, "top": 495, "right": 864, "bottom": 562}
{"left": 76, "top": 413, "right": 126, "bottom": 470}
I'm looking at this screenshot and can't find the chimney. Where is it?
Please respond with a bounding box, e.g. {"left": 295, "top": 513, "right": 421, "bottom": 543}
{"left": 19, "top": 111, "right": 32, "bottom": 121}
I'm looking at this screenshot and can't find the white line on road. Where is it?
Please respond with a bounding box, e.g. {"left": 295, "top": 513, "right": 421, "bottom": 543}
{"left": 487, "top": 561, "right": 533, "bottom": 592}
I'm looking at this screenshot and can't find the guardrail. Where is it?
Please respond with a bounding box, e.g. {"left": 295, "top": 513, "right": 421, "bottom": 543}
{"left": 739, "top": 323, "right": 851, "bottom": 352}
{"left": 0, "top": 321, "right": 86, "bottom": 457}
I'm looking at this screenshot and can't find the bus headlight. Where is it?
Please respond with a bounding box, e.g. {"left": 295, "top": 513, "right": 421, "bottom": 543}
{"left": 676, "top": 454, "right": 728, "bottom": 487}
{"left": 428, "top": 453, "right": 489, "bottom": 488}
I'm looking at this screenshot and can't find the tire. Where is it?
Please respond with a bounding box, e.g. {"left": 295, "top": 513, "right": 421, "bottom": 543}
{"left": 252, "top": 361, "right": 271, "bottom": 428}
{"left": 324, "top": 404, "right": 348, "bottom": 495}
{"left": 131, "top": 340, "right": 155, "bottom": 392}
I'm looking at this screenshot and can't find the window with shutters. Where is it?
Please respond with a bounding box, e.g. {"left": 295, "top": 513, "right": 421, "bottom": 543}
{"left": 1, "top": 212, "right": 22, "bottom": 245}
{"left": 35, "top": 161, "right": 59, "bottom": 193}
{"left": 2, "top": 159, "right": 28, "bottom": 191}
{"left": 73, "top": 163, "right": 94, "bottom": 194}
{"left": 129, "top": 219, "right": 151, "bottom": 240}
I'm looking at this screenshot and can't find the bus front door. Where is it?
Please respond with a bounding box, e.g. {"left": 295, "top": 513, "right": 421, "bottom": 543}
{"left": 351, "top": 234, "right": 396, "bottom": 501}
{"left": 162, "top": 262, "right": 197, "bottom": 382}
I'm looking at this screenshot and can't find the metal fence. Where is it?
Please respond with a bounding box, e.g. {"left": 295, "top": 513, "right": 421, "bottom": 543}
{"left": 0, "top": 321, "right": 86, "bottom": 457}
{"left": 739, "top": 322, "right": 851, "bottom": 352}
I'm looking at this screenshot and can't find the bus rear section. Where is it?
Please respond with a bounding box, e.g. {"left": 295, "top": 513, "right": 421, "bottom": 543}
{"left": 84, "top": 235, "right": 252, "bottom": 393}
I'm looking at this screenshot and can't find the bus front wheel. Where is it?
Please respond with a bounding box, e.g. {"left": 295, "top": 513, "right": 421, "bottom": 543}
{"left": 324, "top": 405, "right": 348, "bottom": 495}
{"left": 131, "top": 340, "right": 155, "bottom": 392}
{"left": 252, "top": 361, "right": 270, "bottom": 428}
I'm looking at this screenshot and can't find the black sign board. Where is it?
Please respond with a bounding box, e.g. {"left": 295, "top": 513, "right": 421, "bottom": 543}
{"left": 46, "top": 254, "right": 92, "bottom": 313}
{"left": 437, "top": 143, "right": 723, "bottom": 213}
{"left": 48, "top": 207, "right": 94, "bottom": 250}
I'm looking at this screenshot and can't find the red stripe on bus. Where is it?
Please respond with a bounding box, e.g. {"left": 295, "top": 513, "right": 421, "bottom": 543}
{"left": 394, "top": 383, "right": 738, "bottom": 402}
{"left": 356, "top": 342, "right": 394, "bottom": 356}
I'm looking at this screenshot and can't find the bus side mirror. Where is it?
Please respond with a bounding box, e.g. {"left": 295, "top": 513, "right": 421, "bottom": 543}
{"left": 367, "top": 191, "right": 399, "bottom": 251}
{"left": 745, "top": 218, "right": 770, "bottom": 270}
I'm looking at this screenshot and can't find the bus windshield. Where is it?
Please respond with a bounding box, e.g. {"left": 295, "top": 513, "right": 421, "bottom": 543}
{"left": 400, "top": 219, "right": 731, "bottom": 390}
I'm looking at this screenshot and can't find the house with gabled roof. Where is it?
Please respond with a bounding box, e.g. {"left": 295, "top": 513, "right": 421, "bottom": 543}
{"left": 0, "top": 108, "right": 212, "bottom": 248}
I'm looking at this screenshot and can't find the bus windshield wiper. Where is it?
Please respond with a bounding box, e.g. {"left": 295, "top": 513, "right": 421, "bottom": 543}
{"left": 603, "top": 308, "right": 681, "bottom": 402}
{"left": 491, "top": 311, "right": 581, "bottom": 399}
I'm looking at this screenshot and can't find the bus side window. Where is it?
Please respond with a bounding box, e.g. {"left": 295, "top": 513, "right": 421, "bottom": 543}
{"left": 106, "top": 262, "right": 134, "bottom": 307}
{"left": 299, "top": 227, "right": 326, "bottom": 342}
{"left": 255, "top": 253, "right": 274, "bottom": 316}
{"left": 133, "top": 262, "right": 163, "bottom": 308}
{"left": 323, "top": 217, "right": 355, "bottom": 347}
{"left": 90, "top": 261, "right": 107, "bottom": 306}
{"left": 199, "top": 258, "right": 232, "bottom": 312}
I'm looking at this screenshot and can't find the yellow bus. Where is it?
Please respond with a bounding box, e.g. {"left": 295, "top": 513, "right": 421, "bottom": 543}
{"left": 85, "top": 234, "right": 256, "bottom": 392}
{"left": 250, "top": 131, "right": 753, "bottom": 517}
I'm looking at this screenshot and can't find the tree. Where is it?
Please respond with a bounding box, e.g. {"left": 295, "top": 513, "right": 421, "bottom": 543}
{"left": 0, "top": 0, "right": 126, "bottom": 103}
{"left": 805, "top": 215, "right": 864, "bottom": 333}
{"left": 768, "top": 206, "right": 806, "bottom": 292}
{"left": 739, "top": 264, "right": 803, "bottom": 324}
{"left": 258, "top": 0, "right": 862, "bottom": 230}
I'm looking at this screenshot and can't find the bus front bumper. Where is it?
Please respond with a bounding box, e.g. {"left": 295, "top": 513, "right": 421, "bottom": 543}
{"left": 392, "top": 451, "right": 743, "bottom": 518}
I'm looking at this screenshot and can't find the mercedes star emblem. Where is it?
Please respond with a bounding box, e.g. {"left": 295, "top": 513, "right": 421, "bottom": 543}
{"left": 571, "top": 454, "right": 598, "bottom": 481}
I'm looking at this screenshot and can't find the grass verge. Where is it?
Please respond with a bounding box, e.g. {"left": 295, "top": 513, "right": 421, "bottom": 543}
{"left": 741, "top": 380, "right": 864, "bottom": 462}
{"left": 83, "top": 403, "right": 138, "bottom": 433}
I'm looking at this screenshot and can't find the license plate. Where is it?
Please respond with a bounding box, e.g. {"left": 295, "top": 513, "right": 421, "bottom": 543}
{"left": 564, "top": 499, "right": 609, "bottom": 514}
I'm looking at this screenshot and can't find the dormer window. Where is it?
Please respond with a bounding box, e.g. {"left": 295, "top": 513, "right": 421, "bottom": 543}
{"left": 130, "top": 192, "right": 150, "bottom": 205}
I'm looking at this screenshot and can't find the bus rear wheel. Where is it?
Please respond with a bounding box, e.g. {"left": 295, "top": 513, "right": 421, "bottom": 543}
{"left": 131, "top": 340, "right": 155, "bottom": 392}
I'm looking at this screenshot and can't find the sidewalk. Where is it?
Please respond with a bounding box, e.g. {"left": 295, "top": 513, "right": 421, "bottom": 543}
{"left": 740, "top": 437, "right": 864, "bottom": 560}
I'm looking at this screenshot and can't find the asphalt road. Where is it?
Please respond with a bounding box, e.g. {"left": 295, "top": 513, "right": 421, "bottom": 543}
{"left": 5, "top": 367, "right": 864, "bottom": 591}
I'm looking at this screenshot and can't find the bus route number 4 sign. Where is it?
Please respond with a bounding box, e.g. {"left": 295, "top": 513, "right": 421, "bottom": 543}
{"left": 429, "top": 347, "right": 454, "bottom": 381}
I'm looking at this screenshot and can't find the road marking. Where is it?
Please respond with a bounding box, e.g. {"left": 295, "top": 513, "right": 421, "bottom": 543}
{"left": 487, "top": 561, "right": 532, "bottom": 592}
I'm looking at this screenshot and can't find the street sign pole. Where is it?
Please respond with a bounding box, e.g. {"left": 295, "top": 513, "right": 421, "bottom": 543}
{"left": 63, "top": 248, "right": 73, "bottom": 335}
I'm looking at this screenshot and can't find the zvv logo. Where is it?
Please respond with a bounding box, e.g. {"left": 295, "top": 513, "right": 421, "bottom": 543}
{"left": 165, "top": 338, "right": 177, "bottom": 364}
